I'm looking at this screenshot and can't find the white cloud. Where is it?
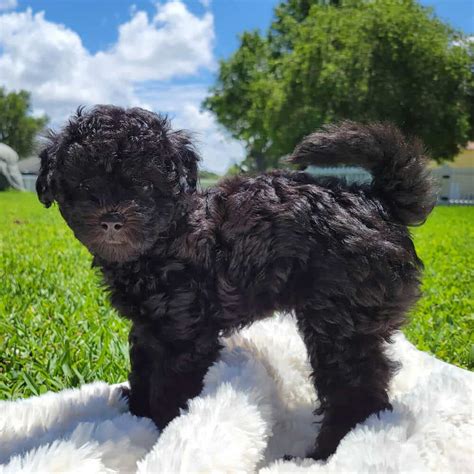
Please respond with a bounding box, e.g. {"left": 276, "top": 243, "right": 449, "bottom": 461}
{"left": 0, "top": 3, "right": 213, "bottom": 118}
{"left": 180, "top": 104, "right": 245, "bottom": 174}
{"left": 0, "top": 1, "right": 243, "bottom": 172}
{"left": 0, "top": 0, "right": 17, "bottom": 11}
{"left": 136, "top": 83, "right": 244, "bottom": 173}
{"left": 95, "top": 2, "right": 215, "bottom": 82}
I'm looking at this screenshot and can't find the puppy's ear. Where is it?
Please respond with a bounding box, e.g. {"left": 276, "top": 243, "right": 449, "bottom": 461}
{"left": 179, "top": 146, "right": 199, "bottom": 193}
{"left": 36, "top": 143, "right": 56, "bottom": 208}
{"left": 171, "top": 130, "right": 200, "bottom": 193}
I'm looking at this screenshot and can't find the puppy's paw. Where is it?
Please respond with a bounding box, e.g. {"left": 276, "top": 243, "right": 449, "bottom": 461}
{"left": 282, "top": 454, "right": 319, "bottom": 464}
{"left": 306, "top": 448, "right": 330, "bottom": 461}
{"left": 117, "top": 385, "right": 131, "bottom": 404}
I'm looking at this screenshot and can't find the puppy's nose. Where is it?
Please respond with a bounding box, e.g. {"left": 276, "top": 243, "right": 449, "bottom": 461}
{"left": 100, "top": 213, "right": 124, "bottom": 233}
{"left": 101, "top": 221, "right": 123, "bottom": 232}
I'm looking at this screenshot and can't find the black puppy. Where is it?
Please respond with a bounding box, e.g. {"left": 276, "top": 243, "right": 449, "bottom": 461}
{"left": 37, "top": 105, "right": 434, "bottom": 460}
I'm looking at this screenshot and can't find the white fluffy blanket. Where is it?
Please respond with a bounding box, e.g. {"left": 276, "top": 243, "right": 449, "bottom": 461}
{"left": 1, "top": 315, "right": 473, "bottom": 473}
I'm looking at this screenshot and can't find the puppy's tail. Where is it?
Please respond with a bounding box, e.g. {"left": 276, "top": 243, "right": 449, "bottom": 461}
{"left": 289, "top": 121, "right": 436, "bottom": 226}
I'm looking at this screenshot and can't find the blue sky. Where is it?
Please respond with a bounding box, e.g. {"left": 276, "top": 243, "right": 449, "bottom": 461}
{"left": 0, "top": 0, "right": 472, "bottom": 172}
{"left": 20, "top": 1, "right": 474, "bottom": 58}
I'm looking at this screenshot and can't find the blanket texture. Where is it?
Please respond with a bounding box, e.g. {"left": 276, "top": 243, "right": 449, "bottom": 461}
{"left": 1, "top": 314, "right": 473, "bottom": 473}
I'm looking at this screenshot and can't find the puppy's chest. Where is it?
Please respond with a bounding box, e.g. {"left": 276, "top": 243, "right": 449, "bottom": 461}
{"left": 107, "top": 257, "right": 212, "bottom": 321}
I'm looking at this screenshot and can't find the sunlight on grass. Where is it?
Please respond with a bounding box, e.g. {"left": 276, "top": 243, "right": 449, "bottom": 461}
{"left": 0, "top": 191, "right": 130, "bottom": 399}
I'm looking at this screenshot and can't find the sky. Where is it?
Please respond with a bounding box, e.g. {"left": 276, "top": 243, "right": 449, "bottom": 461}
{"left": 0, "top": 0, "right": 472, "bottom": 173}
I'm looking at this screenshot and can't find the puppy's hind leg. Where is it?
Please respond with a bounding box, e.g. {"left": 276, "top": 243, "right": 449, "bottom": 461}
{"left": 296, "top": 304, "right": 398, "bottom": 461}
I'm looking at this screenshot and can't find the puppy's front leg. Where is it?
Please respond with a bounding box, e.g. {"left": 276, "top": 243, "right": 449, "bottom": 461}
{"left": 128, "top": 324, "right": 154, "bottom": 419}
{"left": 128, "top": 321, "right": 222, "bottom": 430}
{"left": 147, "top": 336, "right": 221, "bottom": 430}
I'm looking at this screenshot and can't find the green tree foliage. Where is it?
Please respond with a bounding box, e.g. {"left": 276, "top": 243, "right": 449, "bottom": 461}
{"left": 0, "top": 88, "right": 48, "bottom": 158}
{"left": 204, "top": 0, "right": 474, "bottom": 170}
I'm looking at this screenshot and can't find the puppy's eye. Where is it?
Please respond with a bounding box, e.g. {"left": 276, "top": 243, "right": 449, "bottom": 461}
{"left": 79, "top": 182, "right": 90, "bottom": 192}
{"left": 131, "top": 179, "right": 154, "bottom": 193}
{"left": 133, "top": 181, "right": 153, "bottom": 193}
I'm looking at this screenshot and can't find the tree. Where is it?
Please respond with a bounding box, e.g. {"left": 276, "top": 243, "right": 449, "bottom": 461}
{"left": 204, "top": 0, "right": 474, "bottom": 170}
{"left": 203, "top": 32, "right": 276, "bottom": 170}
{"left": 0, "top": 88, "right": 48, "bottom": 158}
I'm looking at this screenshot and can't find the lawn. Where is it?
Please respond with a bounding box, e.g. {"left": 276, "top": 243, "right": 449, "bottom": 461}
{"left": 0, "top": 191, "right": 472, "bottom": 400}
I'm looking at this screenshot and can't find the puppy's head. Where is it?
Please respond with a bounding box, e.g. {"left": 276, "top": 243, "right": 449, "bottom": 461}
{"left": 37, "top": 105, "right": 199, "bottom": 263}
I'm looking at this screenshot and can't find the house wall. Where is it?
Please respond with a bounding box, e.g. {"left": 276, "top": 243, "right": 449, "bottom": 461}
{"left": 307, "top": 165, "right": 474, "bottom": 205}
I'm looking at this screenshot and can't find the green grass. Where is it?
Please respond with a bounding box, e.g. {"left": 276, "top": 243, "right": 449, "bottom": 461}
{"left": 405, "top": 207, "right": 473, "bottom": 370}
{"left": 0, "top": 191, "right": 472, "bottom": 400}
{"left": 0, "top": 191, "right": 130, "bottom": 399}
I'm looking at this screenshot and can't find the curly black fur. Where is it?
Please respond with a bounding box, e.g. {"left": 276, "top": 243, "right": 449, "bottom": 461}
{"left": 37, "top": 105, "right": 435, "bottom": 460}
